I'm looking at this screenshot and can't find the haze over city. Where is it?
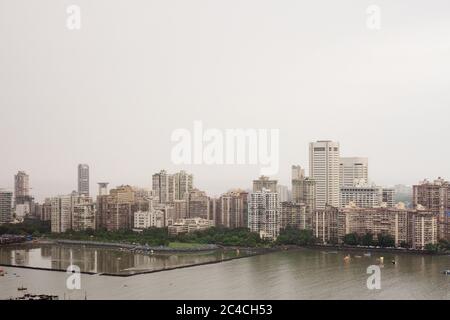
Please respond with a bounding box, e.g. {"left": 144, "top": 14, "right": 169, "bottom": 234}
{"left": 1, "top": 0, "right": 450, "bottom": 201}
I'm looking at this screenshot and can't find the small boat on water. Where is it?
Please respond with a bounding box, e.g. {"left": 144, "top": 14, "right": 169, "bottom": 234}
{"left": 17, "top": 286, "right": 27, "bottom": 291}
{"left": 364, "top": 253, "right": 371, "bottom": 257}
{"left": 442, "top": 270, "right": 450, "bottom": 275}
{"left": 354, "top": 255, "right": 362, "bottom": 258}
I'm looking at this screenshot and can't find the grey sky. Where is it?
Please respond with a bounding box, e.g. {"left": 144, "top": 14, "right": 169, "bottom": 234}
{"left": 1, "top": 0, "right": 450, "bottom": 201}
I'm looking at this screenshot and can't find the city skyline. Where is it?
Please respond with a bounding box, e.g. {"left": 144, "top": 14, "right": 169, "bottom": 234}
{"left": 1, "top": 0, "right": 449, "bottom": 304}
{"left": 0, "top": 150, "right": 438, "bottom": 203}
{"left": 1, "top": 1, "right": 450, "bottom": 202}
{"left": 0, "top": 143, "right": 428, "bottom": 203}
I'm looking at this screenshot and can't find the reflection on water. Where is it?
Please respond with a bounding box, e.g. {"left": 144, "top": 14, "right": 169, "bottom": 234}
{"left": 0, "top": 244, "right": 246, "bottom": 275}
{"left": 0, "top": 246, "right": 449, "bottom": 300}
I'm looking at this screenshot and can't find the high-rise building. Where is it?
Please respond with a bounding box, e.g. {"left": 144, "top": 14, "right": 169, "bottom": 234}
{"left": 309, "top": 141, "right": 340, "bottom": 209}
{"left": 14, "top": 171, "right": 33, "bottom": 207}
{"left": 312, "top": 206, "right": 339, "bottom": 244}
{"left": 408, "top": 210, "right": 438, "bottom": 250}
{"left": 338, "top": 204, "right": 409, "bottom": 247}
{"left": 173, "top": 170, "right": 193, "bottom": 200}
{"left": 14, "top": 171, "right": 29, "bottom": 200}
{"left": 187, "top": 189, "right": 210, "bottom": 219}
{"left": 96, "top": 185, "right": 136, "bottom": 231}
{"left": 208, "top": 197, "right": 220, "bottom": 226}
{"left": 168, "top": 199, "right": 188, "bottom": 221}
{"left": 382, "top": 188, "right": 395, "bottom": 207}
{"left": 340, "top": 183, "right": 395, "bottom": 208}
{"left": 310, "top": 203, "right": 438, "bottom": 249}
{"left": 77, "top": 164, "right": 89, "bottom": 196}
{"left": 291, "top": 165, "right": 316, "bottom": 217}
{"left": 50, "top": 194, "right": 73, "bottom": 233}
{"left": 152, "top": 170, "right": 175, "bottom": 203}
{"left": 337, "top": 203, "right": 437, "bottom": 249}
{"left": 292, "top": 177, "right": 316, "bottom": 212}
{"left": 413, "top": 177, "right": 450, "bottom": 241}
{"left": 40, "top": 198, "right": 52, "bottom": 221}
{"left": 291, "top": 165, "right": 305, "bottom": 180}
{"left": 248, "top": 189, "right": 280, "bottom": 240}
{"left": 71, "top": 195, "right": 96, "bottom": 231}
{"left": 339, "top": 157, "right": 368, "bottom": 187}
{"left": 0, "top": 190, "right": 13, "bottom": 224}
{"left": 280, "top": 202, "right": 309, "bottom": 230}
{"left": 252, "top": 176, "right": 277, "bottom": 193}
{"left": 219, "top": 190, "right": 248, "bottom": 228}
{"left": 50, "top": 192, "right": 95, "bottom": 233}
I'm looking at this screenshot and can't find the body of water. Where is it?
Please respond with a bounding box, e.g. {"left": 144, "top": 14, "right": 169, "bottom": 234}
{"left": 0, "top": 244, "right": 449, "bottom": 299}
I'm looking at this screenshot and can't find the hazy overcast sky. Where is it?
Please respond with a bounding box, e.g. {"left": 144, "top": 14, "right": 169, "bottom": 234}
{"left": 1, "top": 0, "right": 450, "bottom": 201}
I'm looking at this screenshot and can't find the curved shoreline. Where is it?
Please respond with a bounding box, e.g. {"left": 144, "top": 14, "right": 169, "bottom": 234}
{"left": 0, "top": 241, "right": 275, "bottom": 277}
{"left": 1, "top": 241, "right": 445, "bottom": 278}
{"left": 0, "top": 248, "right": 273, "bottom": 277}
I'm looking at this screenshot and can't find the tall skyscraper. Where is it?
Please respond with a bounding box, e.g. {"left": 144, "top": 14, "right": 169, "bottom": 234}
{"left": 169, "top": 199, "right": 188, "bottom": 221}
{"left": 187, "top": 189, "right": 210, "bottom": 220}
{"left": 71, "top": 195, "right": 96, "bottom": 231}
{"left": 291, "top": 165, "right": 316, "bottom": 217}
{"left": 77, "top": 164, "right": 90, "bottom": 196}
{"left": 50, "top": 194, "right": 73, "bottom": 233}
{"left": 219, "top": 190, "right": 248, "bottom": 228}
{"left": 50, "top": 192, "right": 95, "bottom": 233}
{"left": 152, "top": 170, "right": 175, "bottom": 203}
{"left": 96, "top": 185, "right": 136, "bottom": 231}
{"left": 291, "top": 165, "right": 305, "bottom": 180}
{"left": 0, "top": 190, "right": 13, "bottom": 224}
{"left": 14, "top": 171, "right": 30, "bottom": 204}
{"left": 309, "top": 140, "right": 340, "bottom": 209}
{"left": 248, "top": 188, "right": 280, "bottom": 240}
{"left": 252, "top": 176, "right": 277, "bottom": 193}
{"left": 173, "top": 170, "right": 193, "bottom": 200}
{"left": 292, "top": 177, "right": 316, "bottom": 214}
{"left": 339, "top": 157, "right": 368, "bottom": 187}
{"left": 13, "top": 171, "right": 34, "bottom": 218}
{"left": 208, "top": 198, "right": 220, "bottom": 226}
{"left": 152, "top": 170, "right": 194, "bottom": 204}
